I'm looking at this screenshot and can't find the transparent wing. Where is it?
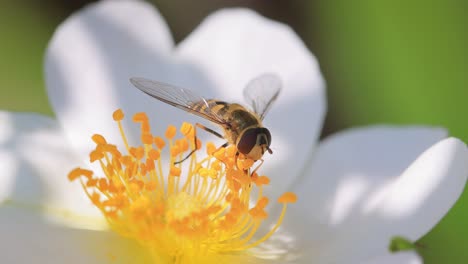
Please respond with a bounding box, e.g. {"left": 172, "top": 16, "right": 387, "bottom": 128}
{"left": 130, "top": 77, "right": 229, "bottom": 125}
{"left": 243, "top": 73, "right": 281, "bottom": 120}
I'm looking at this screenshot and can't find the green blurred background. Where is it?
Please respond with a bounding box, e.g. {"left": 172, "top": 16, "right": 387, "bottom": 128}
{"left": 0, "top": 0, "right": 466, "bottom": 263}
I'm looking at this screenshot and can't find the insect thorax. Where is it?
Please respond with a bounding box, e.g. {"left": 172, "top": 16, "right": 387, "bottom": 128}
{"left": 228, "top": 107, "right": 260, "bottom": 131}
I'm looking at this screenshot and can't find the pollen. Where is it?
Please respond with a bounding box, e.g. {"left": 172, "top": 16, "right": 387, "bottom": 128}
{"left": 68, "top": 109, "right": 297, "bottom": 263}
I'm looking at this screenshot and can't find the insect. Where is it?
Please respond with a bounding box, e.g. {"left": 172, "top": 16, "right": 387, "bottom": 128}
{"left": 130, "top": 73, "right": 281, "bottom": 165}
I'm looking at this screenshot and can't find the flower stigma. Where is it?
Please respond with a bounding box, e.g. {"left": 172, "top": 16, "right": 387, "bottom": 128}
{"left": 68, "top": 109, "right": 297, "bottom": 263}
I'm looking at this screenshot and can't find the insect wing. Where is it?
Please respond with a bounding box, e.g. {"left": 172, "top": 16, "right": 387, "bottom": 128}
{"left": 130, "top": 77, "right": 228, "bottom": 125}
{"left": 243, "top": 73, "right": 281, "bottom": 120}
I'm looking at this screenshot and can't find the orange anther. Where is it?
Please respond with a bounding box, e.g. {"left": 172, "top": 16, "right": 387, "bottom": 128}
{"left": 254, "top": 175, "right": 270, "bottom": 186}
{"left": 206, "top": 142, "right": 216, "bottom": 156}
{"left": 91, "top": 134, "right": 107, "bottom": 144}
{"left": 214, "top": 148, "right": 226, "bottom": 160}
{"left": 251, "top": 172, "right": 258, "bottom": 181}
{"left": 129, "top": 180, "right": 144, "bottom": 192}
{"left": 108, "top": 182, "right": 118, "bottom": 193}
{"left": 130, "top": 147, "right": 145, "bottom": 160}
{"left": 148, "top": 149, "right": 160, "bottom": 160}
{"left": 256, "top": 197, "right": 269, "bottom": 209}
{"left": 103, "top": 144, "right": 121, "bottom": 157}
{"left": 165, "top": 125, "right": 177, "bottom": 139}
{"left": 81, "top": 169, "right": 93, "bottom": 178}
{"left": 105, "top": 211, "right": 117, "bottom": 219}
{"left": 256, "top": 209, "right": 268, "bottom": 220}
{"left": 145, "top": 158, "right": 155, "bottom": 171}
{"left": 207, "top": 205, "right": 221, "bottom": 215}
{"left": 226, "top": 146, "right": 237, "bottom": 157}
{"left": 112, "top": 109, "right": 124, "bottom": 121}
{"left": 86, "top": 179, "right": 98, "bottom": 187}
{"left": 208, "top": 170, "right": 218, "bottom": 179}
{"left": 98, "top": 178, "right": 108, "bottom": 191}
{"left": 154, "top": 136, "right": 166, "bottom": 149}
{"left": 170, "top": 166, "right": 181, "bottom": 177}
{"left": 141, "top": 121, "right": 150, "bottom": 133}
{"left": 233, "top": 171, "right": 250, "bottom": 185}
{"left": 120, "top": 156, "right": 133, "bottom": 167}
{"left": 249, "top": 207, "right": 268, "bottom": 220}
{"left": 177, "top": 139, "right": 189, "bottom": 152}
{"left": 198, "top": 168, "right": 211, "bottom": 178}
{"left": 238, "top": 158, "right": 254, "bottom": 170}
{"left": 171, "top": 145, "right": 181, "bottom": 157}
{"left": 132, "top": 112, "right": 148, "bottom": 123}
{"left": 145, "top": 181, "right": 157, "bottom": 191}
{"left": 211, "top": 160, "right": 221, "bottom": 171}
{"left": 230, "top": 197, "right": 241, "bottom": 209}
{"left": 139, "top": 163, "right": 147, "bottom": 176}
{"left": 224, "top": 157, "right": 235, "bottom": 168}
{"left": 180, "top": 122, "right": 193, "bottom": 137}
{"left": 278, "top": 192, "right": 297, "bottom": 203}
{"left": 112, "top": 157, "right": 122, "bottom": 171}
{"left": 89, "top": 150, "right": 104, "bottom": 163}
{"left": 225, "top": 192, "right": 235, "bottom": 202}
{"left": 141, "top": 133, "right": 153, "bottom": 145}
{"left": 90, "top": 192, "right": 101, "bottom": 205}
{"left": 231, "top": 181, "right": 241, "bottom": 192}
{"left": 106, "top": 163, "right": 115, "bottom": 176}
{"left": 68, "top": 168, "right": 92, "bottom": 181}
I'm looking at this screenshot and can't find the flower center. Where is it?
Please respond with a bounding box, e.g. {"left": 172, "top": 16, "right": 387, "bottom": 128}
{"left": 68, "top": 109, "right": 297, "bottom": 263}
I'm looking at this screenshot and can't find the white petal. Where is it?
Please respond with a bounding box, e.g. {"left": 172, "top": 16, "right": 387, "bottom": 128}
{"left": 177, "top": 9, "right": 326, "bottom": 197}
{"left": 362, "top": 251, "right": 422, "bottom": 264}
{"left": 370, "top": 137, "right": 468, "bottom": 237}
{"left": 290, "top": 126, "right": 468, "bottom": 262}
{"left": 45, "top": 0, "right": 175, "bottom": 159}
{"left": 0, "top": 206, "right": 150, "bottom": 263}
{"left": 0, "top": 111, "right": 101, "bottom": 226}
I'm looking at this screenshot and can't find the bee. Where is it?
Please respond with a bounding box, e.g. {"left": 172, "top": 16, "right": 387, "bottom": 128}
{"left": 130, "top": 73, "right": 281, "bottom": 163}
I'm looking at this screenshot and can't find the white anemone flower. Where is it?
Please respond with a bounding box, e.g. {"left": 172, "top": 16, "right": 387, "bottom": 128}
{"left": 1, "top": 0, "right": 467, "bottom": 263}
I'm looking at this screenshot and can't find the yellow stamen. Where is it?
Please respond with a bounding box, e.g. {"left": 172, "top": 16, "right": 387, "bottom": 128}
{"left": 68, "top": 109, "right": 297, "bottom": 263}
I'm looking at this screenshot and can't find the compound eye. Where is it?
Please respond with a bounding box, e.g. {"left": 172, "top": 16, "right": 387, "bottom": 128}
{"left": 237, "top": 128, "right": 258, "bottom": 154}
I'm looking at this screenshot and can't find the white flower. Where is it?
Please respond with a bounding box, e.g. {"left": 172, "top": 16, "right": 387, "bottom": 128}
{"left": 0, "top": 0, "right": 467, "bottom": 263}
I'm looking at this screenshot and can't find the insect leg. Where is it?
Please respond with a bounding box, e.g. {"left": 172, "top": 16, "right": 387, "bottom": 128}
{"left": 174, "top": 123, "right": 224, "bottom": 165}
{"left": 195, "top": 123, "right": 224, "bottom": 139}
{"left": 251, "top": 159, "right": 264, "bottom": 176}
{"left": 219, "top": 142, "right": 229, "bottom": 148}
{"left": 213, "top": 142, "right": 229, "bottom": 156}
{"left": 234, "top": 151, "right": 248, "bottom": 175}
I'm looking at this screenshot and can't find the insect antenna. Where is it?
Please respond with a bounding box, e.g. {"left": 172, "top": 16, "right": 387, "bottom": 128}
{"left": 267, "top": 147, "right": 273, "bottom": 154}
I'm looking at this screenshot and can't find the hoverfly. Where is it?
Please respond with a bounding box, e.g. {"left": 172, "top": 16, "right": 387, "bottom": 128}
{"left": 130, "top": 73, "right": 281, "bottom": 164}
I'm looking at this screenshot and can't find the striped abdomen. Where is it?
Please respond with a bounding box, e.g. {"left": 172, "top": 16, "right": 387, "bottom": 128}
{"left": 192, "top": 99, "right": 262, "bottom": 140}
